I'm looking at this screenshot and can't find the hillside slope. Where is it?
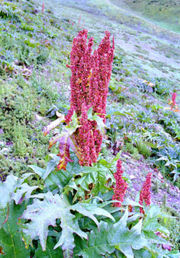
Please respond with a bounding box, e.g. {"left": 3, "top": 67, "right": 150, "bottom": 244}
{"left": 35, "top": 0, "right": 180, "bottom": 209}
{"left": 37, "top": 0, "right": 180, "bottom": 221}
{"left": 112, "top": 0, "right": 180, "bottom": 33}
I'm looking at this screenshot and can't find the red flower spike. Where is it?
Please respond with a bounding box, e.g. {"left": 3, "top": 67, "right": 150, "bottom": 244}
{"left": 112, "top": 160, "right": 128, "bottom": 207}
{"left": 139, "top": 173, "right": 152, "bottom": 213}
{"left": 42, "top": 2, "right": 45, "bottom": 13}
{"left": 168, "top": 92, "right": 179, "bottom": 112}
{"left": 65, "top": 107, "right": 74, "bottom": 124}
{"left": 116, "top": 159, "right": 123, "bottom": 176}
{"left": 172, "top": 92, "right": 177, "bottom": 106}
{"left": 65, "top": 30, "right": 114, "bottom": 166}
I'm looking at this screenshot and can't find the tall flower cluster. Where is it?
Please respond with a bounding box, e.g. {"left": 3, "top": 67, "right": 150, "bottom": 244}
{"left": 168, "top": 92, "right": 179, "bottom": 112}
{"left": 66, "top": 30, "right": 114, "bottom": 166}
{"left": 112, "top": 160, "right": 128, "bottom": 207}
{"left": 171, "top": 92, "right": 177, "bottom": 107}
{"left": 139, "top": 172, "right": 152, "bottom": 213}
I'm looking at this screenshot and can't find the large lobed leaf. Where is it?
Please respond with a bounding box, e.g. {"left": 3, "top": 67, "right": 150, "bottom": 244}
{"left": 143, "top": 206, "right": 170, "bottom": 237}
{"left": 0, "top": 175, "right": 17, "bottom": 209}
{"left": 0, "top": 174, "right": 39, "bottom": 257}
{"left": 75, "top": 209, "right": 148, "bottom": 258}
{"left": 0, "top": 203, "right": 30, "bottom": 258}
{"left": 21, "top": 192, "right": 114, "bottom": 257}
{"left": 29, "top": 154, "right": 60, "bottom": 180}
{"left": 29, "top": 154, "right": 75, "bottom": 190}
{"left": 21, "top": 192, "right": 85, "bottom": 254}
{"left": 64, "top": 164, "right": 114, "bottom": 202}
{"left": 74, "top": 207, "right": 176, "bottom": 258}
{"left": 0, "top": 174, "right": 37, "bottom": 209}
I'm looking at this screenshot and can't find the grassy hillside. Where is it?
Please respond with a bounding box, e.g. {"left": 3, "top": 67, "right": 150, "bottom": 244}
{"left": 0, "top": 0, "right": 77, "bottom": 180}
{"left": 112, "top": 0, "right": 180, "bottom": 33}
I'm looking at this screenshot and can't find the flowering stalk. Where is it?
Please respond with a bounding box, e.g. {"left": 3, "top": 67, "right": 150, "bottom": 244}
{"left": 139, "top": 173, "right": 152, "bottom": 213}
{"left": 112, "top": 160, "right": 128, "bottom": 207}
{"left": 42, "top": 2, "right": 45, "bottom": 13}
{"left": 168, "top": 92, "right": 177, "bottom": 110}
{"left": 167, "top": 92, "right": 180, "bottom": 112}
{"left": 44, "top": 30, "right": 114, "bottom": 169}
{"left": 172, "top": 92, "right": 177, "bottom": 107}
{"left": 66, "top": 30, "right": 114, "bottom": 166}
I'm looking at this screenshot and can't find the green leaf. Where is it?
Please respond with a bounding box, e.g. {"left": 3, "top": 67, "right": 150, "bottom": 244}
{"left": 12, "top": 183, "right": 38, "bottom": 204}
{"left": 0, "top": 203, "right": 30, "bottom": 258}
{"left": 54, "top": 218, "right": 86, "bottom": 251}
{"left": 134, "top": 249, "right": 153, "bottom": 258}
{"left": 21, "top": 192, "right": 87, "bottom": 254}
{"left": 127, "top": 213, "right": 141, "bottom": 223}
{"left": 29, "top": 165, "right": 46, "bottom": 177}
{"left": 21, "top": 192, "right": 116, "bottom": 256}
{"left": 93, "top": 115, "right": 106, "bottom": 134}
{"left": 110, "top": 211, "right": 147, "bottom": 257}
{"left": 44, "top": 162, "right": 75, "bottom": 191}
{"left": 167, "top": 252, "right": 180, "bottom": 258}
{"left": 71, "top": 202, "right": 115, "bottom": 226}
{"left": 76, "top": 209, "right": 148, "bottom": 258}
{"left": 143, "top": 231, "right": 168, "bottom": 245}
{"left": 76, "top": 221, "right": 115, "bottom": 257}
{"left": 29, "top": 156, "right": 60, "bottom": 181}
{"left": 0, "top": 174, "right": 38, "bottom": 208}
{"left": 111, "top": 151, "right": 122, "bottom": 163}
{"left": 123, "top": 198, "right": 142, "bottom": 207}
{"left": 64, "top": 164, "right": 114, "bottom": 202}
{"left": 115, "top": 243, "right": 133, "bottom": 258}
{"left": 0, "top": 175, "right": 17, "bottom": 208}
{"left": 43, "top": 158, "right": 59, "bottom": 180}
{"left": 114, "top": 208, "right": 128, "bottom": 227}
{"left": 87, "top": 107, "right": 93, "bottom": 119}
{"left": 66, "top": 111, "right": 80, "bottom": 133}
{"left": 143, "top": 206, "right": 170, "bottom": 235}
{"left": 35, "top": 237, "right": 63, "bottom": 258}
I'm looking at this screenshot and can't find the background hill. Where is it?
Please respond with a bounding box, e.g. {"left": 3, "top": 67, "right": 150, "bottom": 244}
{"left": 112, "top": 0, "right": 180, "bottom": 33}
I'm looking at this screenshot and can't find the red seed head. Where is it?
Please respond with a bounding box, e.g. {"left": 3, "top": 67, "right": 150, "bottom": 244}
{"left": 172, "top": 92, "right": 177, "bottom": 106}
{"left": 139, "top": 173, "right": 152, "bottom": 213}
{"left": 66, "top": 30, "right": 114, "bottom": 166}
{"left": 112, "top": 160, "right": 128, "bottom": 207}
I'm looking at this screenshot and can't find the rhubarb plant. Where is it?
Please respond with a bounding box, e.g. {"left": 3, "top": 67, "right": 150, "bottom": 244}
{"left": 43, "top": 30, "right": 114, "bottom": 169}
{"left": 0, "top": 29, "right": 179, "bottom": 258}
